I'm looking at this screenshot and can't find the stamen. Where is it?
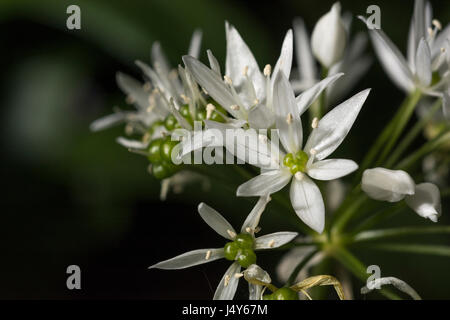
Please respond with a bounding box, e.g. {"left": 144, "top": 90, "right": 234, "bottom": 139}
{"left": 234, "top": 273, "right": 244, "bottom": 279}
{"left": 205, "top": 250, "right": 212, "bottom": 260}
{"left": 224, "top": 274, "right": 231, "bottom": 287}
{"left": 311, "top": 117, "right": 319, "bottom": 129}
{"left": 427, "top": 27, "right": 434, "bottom": 38}
{"left": 245, "top": 227, "right": 252, "bottom": 233}
{"left": 243, "top": 66, "right": 249, "bottom": 77}
{"left": 432, "top": 19, "right": 442, "bottom": 31}
{"left": 264, "top": 64, "right": 272, "bottom": 77}
{"left": 294, "top": 172, "right": 304, "bottom": 181}
{"left": 268, "top": 239, "right": 275, "bottom": 248}
{"left": 202, "top": 87, "right": 209, "bottom": 95}
{"left": 227, "top": 229, "right": 237, "bottom": 239}
{"left": 206, "top": 103, "right": 216, "bottom": 119}
{"left": 310, "top": 148, "right": 317, "bottom": 155}
{"left": 180, "top": 94, "right": 190, "bottom": 104}
{"left": 253, "top": 99, "right": 260, "bottom": 105}
{"left": 286, "top": 113, "right": 294, "bottom": 124}
{"left": 224, "top": 75, "right": 233, "bottom": 85}
{"left": 230, "top": 104, "right": 240, "bottom": 111}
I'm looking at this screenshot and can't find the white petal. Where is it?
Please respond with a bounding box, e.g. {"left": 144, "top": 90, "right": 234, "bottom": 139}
{"left": 304, "top": 89, "right": 370, "bottom": 160}
{"left": 307, "top": 159, "right": 358, "bottom": 181}
{"left": 361, "top": 168, "right": 415, "bottom": 202}
{"left": 248, "top": 104, "right": 275, "bottom": 129}
{"left": 188, "top": 29, "right": 203, "bottom": 59}
{"left": 290, "top": 175, "right": 325, "bottom": 233}
{"left": 432, "top": 24, "right": 450, "bottom": 58}
{"left": 237, "top": 170, "right": 291, "bottom": 197}
{"left": 311, "top": 3, "right": 347, "bottom": 68}
{"left": 183, "top": 56, "right": 240, "bottom": 118}
{"left": 198, "top": 203, "right": 236, "bottom": 240}
{"left": 151, "top": 42, "right": 171, "bottom": 75}
{"left": 116, "top": 137, "right": 149, "bottom": 149}
{"left": 90, "top": 112, "right": 127, "bottom": 132}
{"left": 415, "top": 38, "right": 432, "bottom": 86}
{"left": 116, "top": 72, "right": 149, "bottom": 110}
{"left": 255, "top": 232, "right": 298, "bottom": 249}
{"left": 359, "top": 17, "right": 415, "bottom": 92}
{"left": 207, "top": 49, "right": 222, "bottom": 76}
{"left": 405, "top": 182, "right": 441, "bottom": 222}
{"left": 293, "top": 18, "right": 317, "bottom": 83}
{"left": 295, "top": 73, "right": 344, "bottom": 116}
{"left": 225, "top": 22, "right": 265, "bottom": 100}
{"left": 272, "top": 29, "right": 294, "bottom": 82}
{"left": 180, "top": 128, "right": 223, "bottom": 157}
{"left": 241, "top": 195, "right": 272, "bottom": 233}
{"left": 413, "top": 0, "right": 426, "bottom": 48}
{"left": 149, "top": 248, "right": 224, "bottom": 270}
{"left": 273, "top": 72, "right": 303, "bottom": 153}
{"left": 248, "top": 283, "right": 262, "bottom": 300}
{"left": 213, "top": 262, "right": 241, "bottom": 300}
{"left": 361, "top": 276, "right": 421, "bottom": 300}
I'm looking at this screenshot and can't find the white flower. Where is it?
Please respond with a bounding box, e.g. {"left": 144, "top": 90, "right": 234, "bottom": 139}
{"left": 361, "top": 167, "right": 442, "bottom": 222}
{"left": 183, "top": 22, "right": 293, "bottom": 129}
{"left": 149, "top": 196, "right": 298, "bottom": 300}
{"left": 311, "top": 2, "right": 347, "bottom": 68}
{"left": 359, "top": 0, "right": 450, "bottom": 117}
{"left": 236, "top": 73, "right": 369, "bottom": 233}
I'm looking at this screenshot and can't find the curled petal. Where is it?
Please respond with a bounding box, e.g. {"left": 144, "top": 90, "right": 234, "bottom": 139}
{"left": 149, "top": 248, "right": 224, "bottom": 270}
{"left": 405, "top": 183, "right": 442, "bottom": 222}
{"left": 361, "top": 168, "right": 415, "bottom": 202}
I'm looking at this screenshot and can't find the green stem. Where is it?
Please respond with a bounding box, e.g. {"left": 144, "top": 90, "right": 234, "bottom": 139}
{"left": 331, "top": 193, "right": 368, "bottom": 235}
{"left": 385, "top": 98, "right": 442, "bottom": 168}
{"left": 352, "top": 225, "right": 450, "bottom": 243}
{"left": 286, "top": 249, "right": 319, "bottom": 286}
{"left": 350, "top": 202, "right": 405, "bottom": 234}
{"left": 364, "top": 243, "right": 450, "bottom": 257}
{"left": 331, "top": 247, "right": 401, "bottom": 299}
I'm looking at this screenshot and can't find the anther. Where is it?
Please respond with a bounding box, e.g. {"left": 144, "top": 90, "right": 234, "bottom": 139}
{"left": 245, "top": 227, "right": 252, "bottom": 233}
{"left": 125, "top": 124, "right": 134, "bottom": 135}
{"left": 264, "top": 64, "right": 272, "bottom": 77}
{"left": 258, "top": 134, "right": 268, "bottom": 143}
{"left": 268, "top": 239, "right": 275, "bottom": 248}
{"left": 180, "top": 94, "right": 190, "bottom": 104}
{"left": 310, "top": 148, "right": 317, "bottom": 155}
{"left": 234, "top": 273, "right": 244, "bottom": 279}
{"left": 224, "top": 275, "right": 231, "bottom": 286}
{"left": 294, "top": 172, "right": 304, "bottom": 181}
{"left": 206, "top": 103, "right": 216, "bottom": 119}
{"left": 432, "top": 19, "right": 442, "bottom": 30}
{"left": 205, "top": 250, "right": 212, "bottom": 260}
{"left": 230, "top": 104, "right": 240, "bottom": 111}
{"left": 286, "top": 113, "right": 294, "bottom": 124}
{"left": 243, "top": 66, "right": 249, "bottom": 77}
{"left": 202, "top": 87, "right": 209, "bottom": 95}
{"left": 227, "top": 229, "right": 237, "bottom": 239}
{"left": 311, "top": 117, "right": 319, "bottom": 129}
{"left": 253, "top": 99, "right": 260, "bottom": 105}
{"left": 224, "top": 75, "right": 233, "bottom": 85}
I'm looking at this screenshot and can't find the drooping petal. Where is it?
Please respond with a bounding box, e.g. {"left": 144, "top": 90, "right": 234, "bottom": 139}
{"left": 359, "top": 17, "right": 415, "bottom": 92}
{"left": 311, "top": 2, "right": 347, "bottom": 68}
{"left": 255, "top": 232, "right": 299, "bottom": 249}
{"left": 272, "top": 29, "right": 294, "bottom": 82}
{"left": 241, "top": 195, "right": 272, "bottom": 233}
{"left": 304, "top": 89, "right": 370, "bottom": 160}
{"left": 361, "top": 168, "right": 416, "bottom": 202}
{"left": 237, "top": 170, "right": 292, "bottom": 197}
{"left": 149, "top": 248, "right": 224, "bottom": 270}
{"left": 188, "top": 29, "right": 203, "bottom": 59}
{"left": 198, "top": 203, "right": 236, "bottom": 240}
{"left": 213, "top": 262, "right": 241, "bottom": 300}
{"left": 293, "top": 18, "right": 317, "bottom": 83}
{"left": 290, "top": 175, "right": 325, "bottom": 233}
{"left": 90, "top": 112, "right": 128, "bottom": 132}
{"left": 183, "top": 56, "right": 241, "bottom": 118}
{"left": 415, "top": 38, "right": 432, "bottom": 86}
{"left": 273, "top": 72, "right": 303, "bottom": 153}
{"left": 307, "top": 159, "right": 358, "bottom": 181}
{"left": 295, "top": 73, "right": 344, "bottom": 116}
{"left": 225, "top": 22, "right": 265, "bottom": 100}
{"left": 405, "top": 182, "right": 441, "bottom": 222}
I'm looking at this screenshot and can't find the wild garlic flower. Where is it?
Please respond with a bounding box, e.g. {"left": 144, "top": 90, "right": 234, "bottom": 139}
{"left": 149, "top": 196, "right": 298, "bottom": 300}
{"left": 361, "top": 167, "right": 442, "bottom": 222}
{"left": 291, "top": 4, "right": 371, "bottom": 104}
{"left": 359, "top": 0, "right": 450, "bottom": 118}
{"left": 236, "top": 73, "right": 370, "bottom": 233}
{"left": 183, "top": 22, "right": 293, "bottom": 130}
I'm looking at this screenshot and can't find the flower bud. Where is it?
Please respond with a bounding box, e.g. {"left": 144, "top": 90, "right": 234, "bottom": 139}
{"left": 361, "top": 168, "right": 415, "bottom": 202}
{"left": 311, "top": 2, "right": 347, "bottom": 68}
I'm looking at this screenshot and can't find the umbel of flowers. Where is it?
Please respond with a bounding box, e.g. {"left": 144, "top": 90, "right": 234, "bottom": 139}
{"left": 92, "top": 0, "right": 449, "bottom": 300}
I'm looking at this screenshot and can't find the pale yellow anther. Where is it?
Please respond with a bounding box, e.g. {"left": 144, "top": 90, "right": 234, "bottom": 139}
{"left": 294, "top": 172, "right": 304, "bottom": 181}
{"left": 206, "top": 103, "right": 216, "bottom": 119}
{"left": 227, "top": 229, "right": 237, "bottom": 239}
{"left": 245, "top": 227, "right": 252, "bottom": 233}
{"left": 243, "top": 66, "right": 249, "bottom": 77}
{"left": 202, "top": 87, "right": 209, "bottom": 95}
{"left": 253, "top": 99, "right": 260, "bottom": 105}
{"left": 264, "top": 64, "right": 272, "bottom": 77}
{"left": 310, "top": 148, "right": 317, "bottom": 155}
{"left": 180, "top": 94, "right": 190, "bottom": 104}
{"left": 224, "top": 75, "right": 233, "bottom": 85}
{"left": 286, "top": 113, "right": 294, "bottom": 124}
{"left": 230, "top": 104, "right": 240, "bottom": 111}
{"left": 311, "top": 117, "right": 319, "bottom": 129}
{"left": 205, "top": 250, "right": 212, "bottom": 260}
{"left": 234, "top": 273, "right": 244, "bottom": 279}
{"left": 224, "top": 275, "right": 231, "bottom": 287}
{"left": 268, "top": 239, "right": 275, "bottom": 248}
{"left": 441, "top": 47, "right": 446, "bottom": 53}
{"left": 432, "top": 19, "right": 442, "bottom": 30}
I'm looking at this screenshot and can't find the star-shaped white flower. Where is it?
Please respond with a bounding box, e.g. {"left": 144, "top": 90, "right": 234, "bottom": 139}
{"left": 359, "top": 0, "right": 450, "bottom": 118}
{"left": 236, "top": 72, "right": 370, "bottom": 233}
{"left": 149, "top": 196, "right": 298, "bottom": 300}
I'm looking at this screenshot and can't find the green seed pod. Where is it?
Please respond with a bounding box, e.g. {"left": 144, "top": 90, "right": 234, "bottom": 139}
{"left": 224, "top": 242, "right": 239, "bottom": 261}
{"left": 262, "top": 294, "right": 274, "bottom": 300}
{"left": 283, "top": 153, "right": 295, "bottom": 167}
{"left": 164, "top": 114, "right": 178, "bottom": 131}
{"left": 272, "top": 287, "right": 299, "bottom": 300}
{"left": 237, "top": 248, "right": 257, "bottom": 268}
{"left": 235, "top": 233, "right": 254, "bottom": 249}
{"left": 152, "top": 162, "right": 169, "bottom": 180}
{"left": 160, "top": 138, "right": 179, "bottom": 163}
{"left": 147, "top": 138, "right": 164, "bottom": 163}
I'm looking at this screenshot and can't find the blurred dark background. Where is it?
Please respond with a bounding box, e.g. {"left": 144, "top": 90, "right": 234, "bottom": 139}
{"left": 0, "top": 0, "right": 449, "bottom": 299}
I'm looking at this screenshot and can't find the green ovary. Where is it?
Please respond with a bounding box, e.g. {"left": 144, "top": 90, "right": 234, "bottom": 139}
{"left": 223, "top": 233, "right": 256, "bottom": 268}
{"left": 263, "top": 287, "right": 299, "bottom": 300}
{"left": 283, "top": 150, "right": 309, "bottom": 174}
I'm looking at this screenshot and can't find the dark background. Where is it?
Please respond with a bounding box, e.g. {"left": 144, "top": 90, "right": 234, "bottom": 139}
{"left": 1, "top": 0, "right": 449, "bottom": 299}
